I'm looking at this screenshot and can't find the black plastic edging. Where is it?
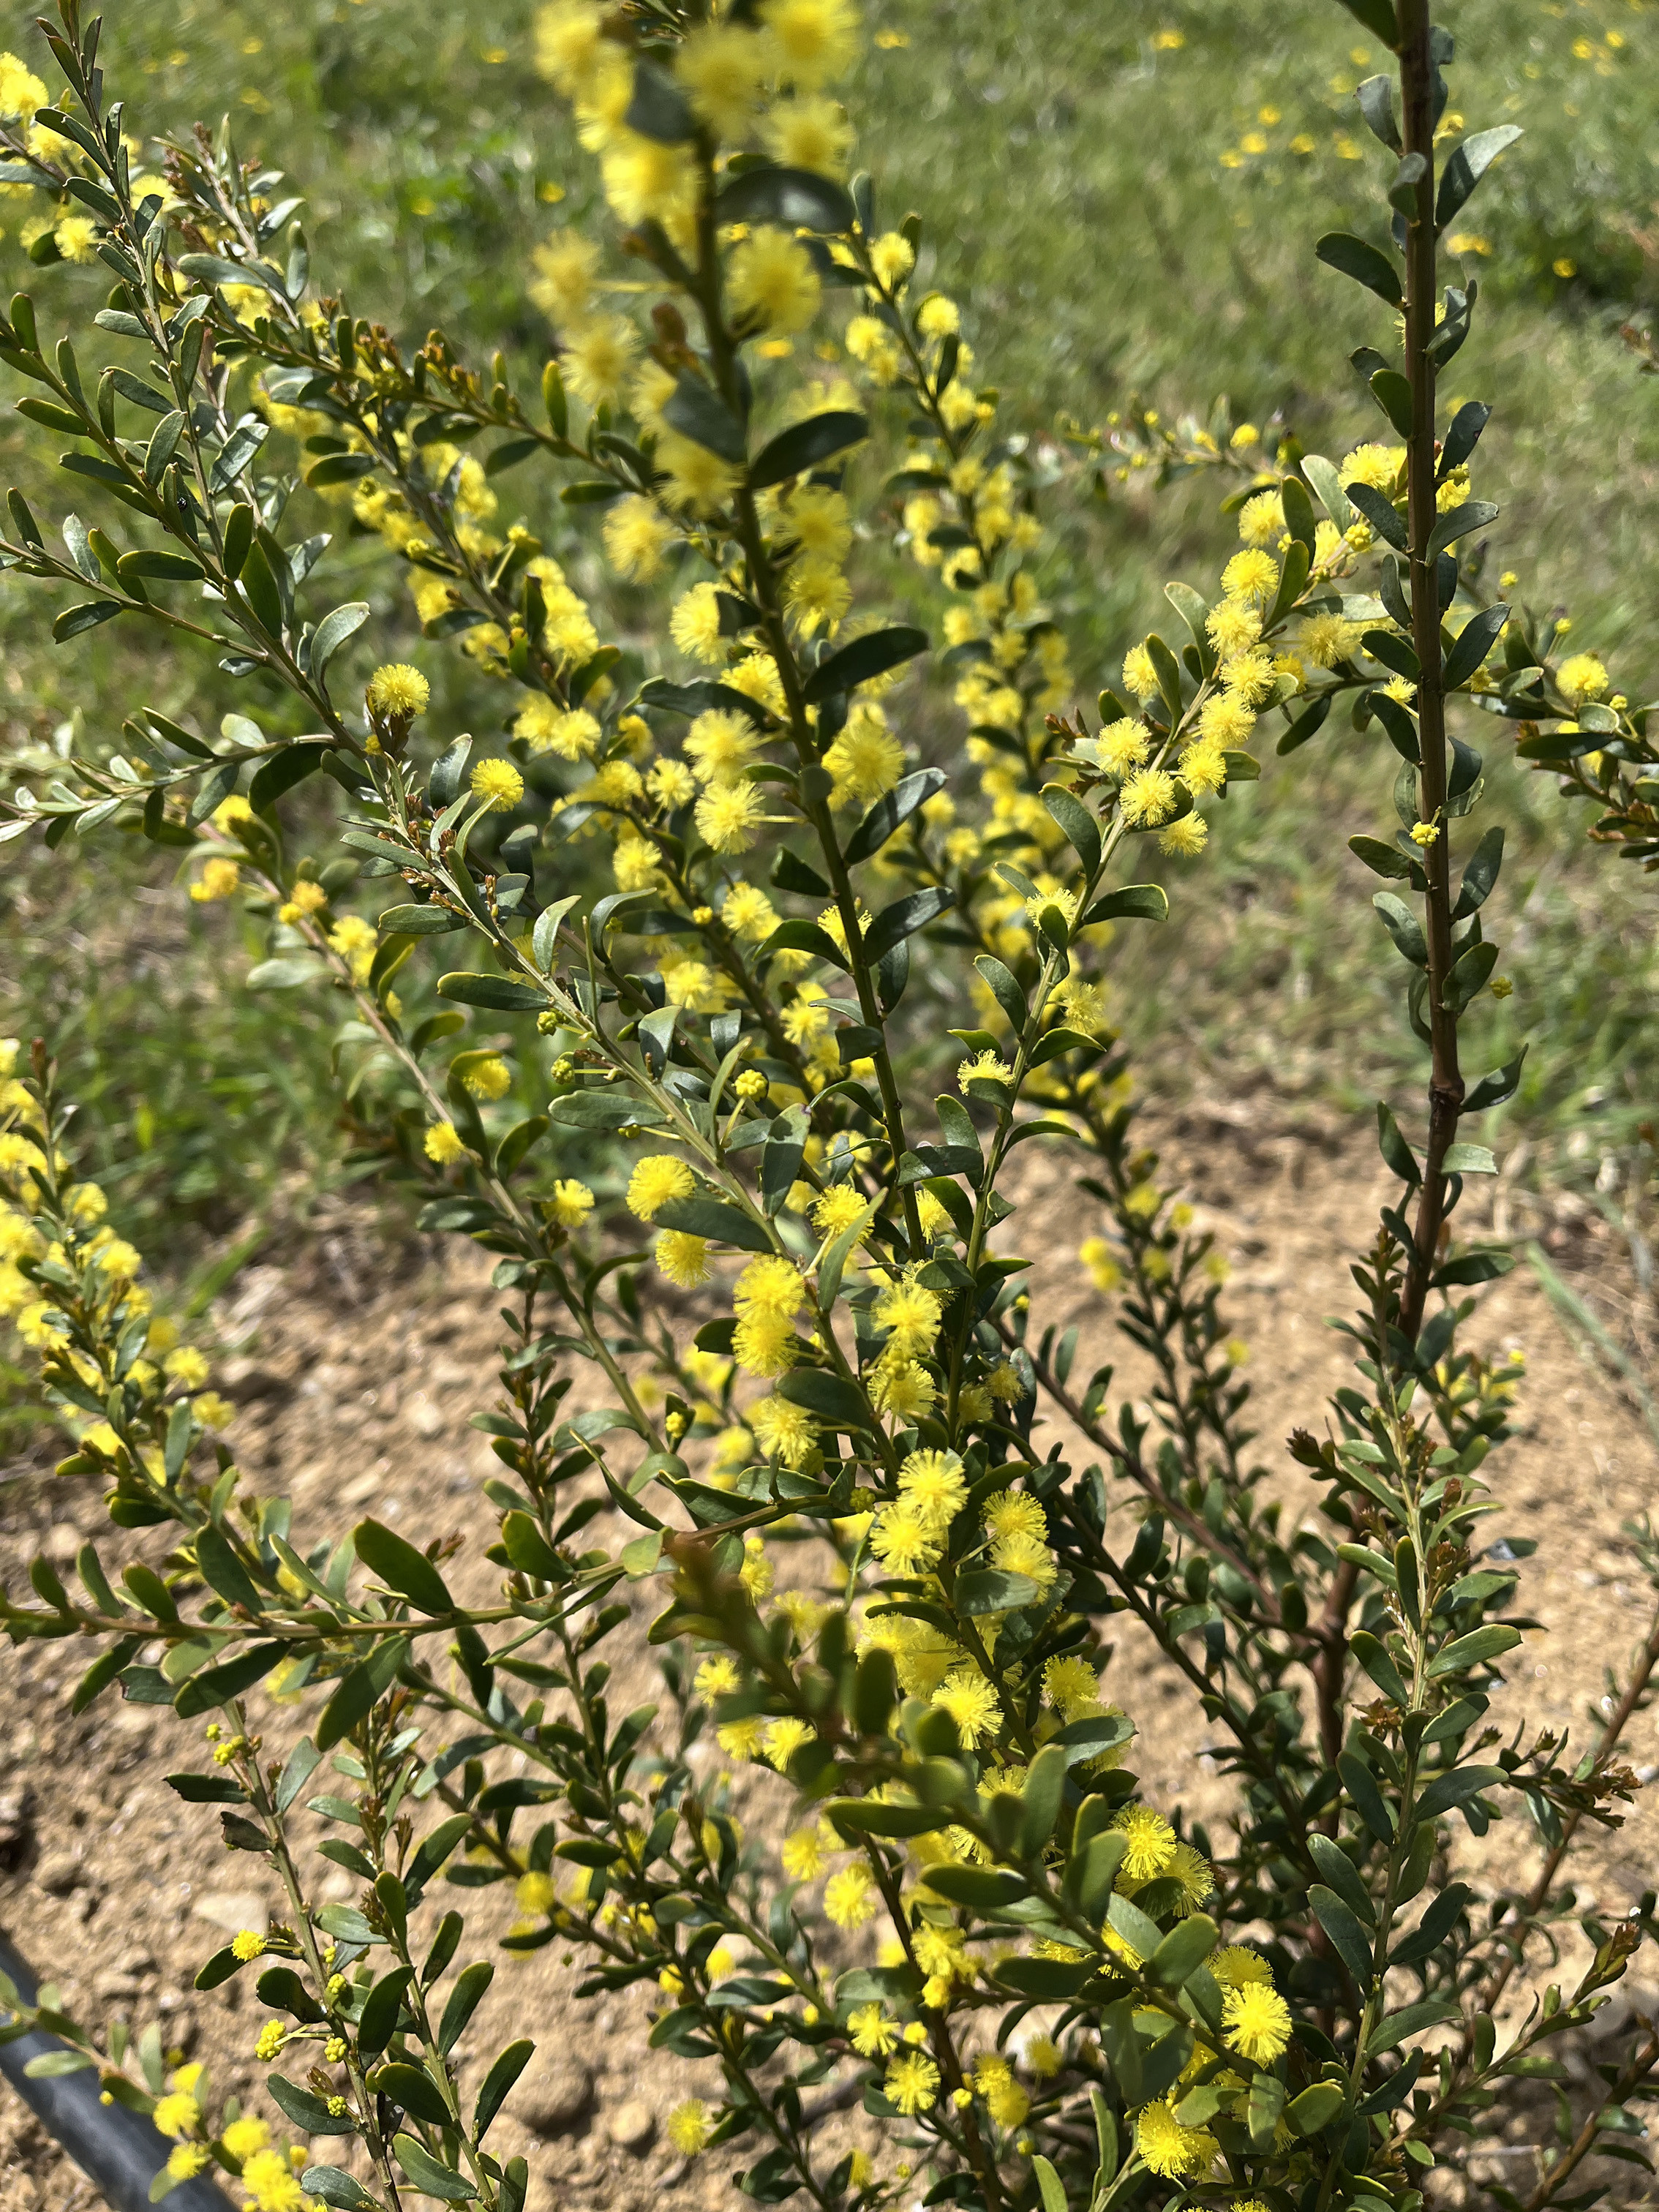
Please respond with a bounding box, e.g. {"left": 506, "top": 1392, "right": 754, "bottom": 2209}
{"left": 0, "top": 1929, "right": 235, "bottom": 2212}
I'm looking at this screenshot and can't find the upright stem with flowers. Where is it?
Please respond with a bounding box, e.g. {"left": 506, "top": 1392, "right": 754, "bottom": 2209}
{"left": 0, "top": 5, "right": 1656, "bottom": 2212}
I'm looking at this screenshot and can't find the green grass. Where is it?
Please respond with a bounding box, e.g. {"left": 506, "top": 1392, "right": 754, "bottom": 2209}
{"left": 1, "top": 0, "right": 1655, "bottom": 1284}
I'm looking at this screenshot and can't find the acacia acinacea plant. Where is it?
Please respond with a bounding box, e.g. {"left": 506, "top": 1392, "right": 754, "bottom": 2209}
{"left": 1, "top": 4, "right": 1658, "bottom": 2212}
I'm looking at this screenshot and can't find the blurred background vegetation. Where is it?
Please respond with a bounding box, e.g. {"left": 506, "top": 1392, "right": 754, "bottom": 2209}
{"left": 1, "top": 0, "right": 1655, "bottom": 1341}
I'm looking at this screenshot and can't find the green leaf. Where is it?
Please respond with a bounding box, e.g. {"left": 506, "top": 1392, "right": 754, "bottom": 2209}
{"left": 1437, "top": 125, "right": 1522, "bottom": 228}
{"left": 437, "top": 972, "right": 546, "bottom": 1012}
{"left": 238, "top": 538, "right": 285, "bottom": 637}
{"left": 1307, "top": 1833, "right": 1376, "bottom": 1925}
{"left": 775, "top": 1369, "right": 872, "bottom": 1430}
{"left": 1041, "top": 784, "right": 1101, "bottom": 876}
{"left": 653, "top": 1195, "right": 772, "bottom": 1252}
{"left": 758, "top": 919, "right": 849, "bottom": 971}
{"left": 1336, "top": 0, "right": 1399, "bottom": 45}
{"left": 1247, "top": 2070, "right": 1287, "bottom": 2151}
{"left": 1426, "top": 1625, "right": 1520, "bottom": 1678}
{"left": 392, "top": 2132, "right": 475, "bottom": 2200}
{"left": 1389, "top": 1884, "right": 1472, "bottom": 1968}
{"left": 303, "top": 451, "right": 377, "bottom": 489}
{"left": 715, "top": 165, "right": 854, "bottom": 233}
{"left": 1105, "top": 1892, "right": 1162, "bottom": 1965}
{"left": 301, "top": 2167, "right": 377, "bottom": 2211}
{"left": 922, "top": 1864, "right": 1028, "bottom": 1910}
{"left": 1032, "top": 2157, "right": 1066, "bottom": 2212}
{"left": 1285, "top": 2080, "right": 1346, "bottom": 2137}
{"left": 749, "top": 410, "right": 868, "bottom": 489}
{"left": 863, "top": 886, "right": 952, "bottom": 961}
{"left": 803, "top": 625, "right": 928, "bottom": 705}
{"left": 474, "top": 2039, "right": 535, "bottom": 2140}
{"left": 1301, "top": 454, "right": 1353, "bottom": 530}
{"left": 1432, "top": 1248, "right": 1515, "bottom": 1288}
{"left": 1369, "top": 1996, "right": 1460, "bottom": 2054}
{"left": 1345, "top": 481, "right": 1407, "bottom": 551}
{"left": 1147, "top": 1914, "right": 1217, "bottom": 1990}
{"left": 268, "top": 2074, "right": 358, "bottom": 2135}
{"left": 1444, "top": 604, "right": 1509, "bottom": 691}
{"left": 355, "top": 1518, "right": 454, "bottom": 1614}
{"left": 1277, "top": 694, "right": 1333, "bottom": 755}
{"left": 1372, "top": 892, "right": 1427, "bottom": 967}
{"left": 116, "top": 549, "right": 205, "bottom": 583}
{"left": 370, "top": 2062, "right": 454, "bottom": 2129}
{"left": 194, "top": 1524, "right": 263, "bottom": 1613}
{"left": 1315, "top": 230, "right": 1403, "bottom": 306}
{"left": 1426, "top": 499, "right": 1500, "bottom": 564}
{"left": 275, "top": 1738, "right": 320, "bottom": 1815}
{"left": 663, "top": 374, "right": 746, "bottom": 464}
{"left": 549, "top": 1090, "right": 668, "bottom": 1131}
{"left": 194, "top": 1946, "right": 244, "bottom": 1990}
{"left": 843, "top": 767, "right": 946, "bottom": 863}
{"left": 1350, "top": 1628, "right": 1409, "bottom": 1707}
{"left": 1464, "top": 1045, "right": 1527, "bottom": 1113}
{"left": 310, "top": 600, "right": 371, "bottom": 682}
{"left": 378, "top": 903, "right": 464, "bottom": 936}
{"left": 1442, "top": 1142, "right": 1497, "bottom": 1176}
{"left": 500, "top": 1511, "right": 563, "bottom": 1580}
{"left": 438, "top": 1960, "right": 494, "bottom": 2054}
{"left": 1310, "top": 1886, "right": 1376, "bottom": 1986}
{"left": 166, "top": 1767, "right": 249, "bottom": 1804}
{"left": 53, "top": 598, "right": 124, "bottom": 642}
{"left": 249, "top": 743, "right": 328, "bottom": 817}
{"left": 173, "top": 1640, "right": 288, "bottom": 1719}
{"left": 1452, "top": 824, "right": 1504, "bottom": 919}
{"left": 1339, "top": 1749, "right": 1395, "bottom": 1842}
{"left": 1445, "top": 939, "right": 1500, "bottom": 1013}
{"left": 1083, "top": 883, "right": 1167, "bottom": 925}
{"left": 825, "top": 1799, "right": 948, "bottom": 1839}
{"left": 1349, "top": 833, "right": 1412, "bottom": 880}
{"left": 246, "top": 956, "right": 320, "bottom": 990}
{"left": 178, "top": 250, "right": 287, "bottom": 298}
{"left": 955, "top": 1567, "right": 1041, "bottom": 1614}
{"left": 316, "top": 1634, "right": 411, "bottom": 1753}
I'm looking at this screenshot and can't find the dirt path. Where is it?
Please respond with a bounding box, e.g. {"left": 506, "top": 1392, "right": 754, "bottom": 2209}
{"left": 1, "top": 1104, "right": 1655, "bottom": 2212}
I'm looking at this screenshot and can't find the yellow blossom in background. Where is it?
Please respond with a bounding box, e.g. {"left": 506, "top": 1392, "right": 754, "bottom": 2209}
{"left": 425, "top": 1122, "right": 466, "bottom": 1165}
{"left": 459, "top": 1054, "right": 513, "bottom": 1102}
{"left": 759, "top": 0, "right": 862, "bottom": 89}
{"left": 152, "top": 2092, "right": 202, "bottom": 2140}
{"left": 189, "top": 857, "right": 241, "bottom": 903}
{"left": 729, "top": 226, "right": 822, "bottom": 333}
{"left": 603, "top": 494, "right": 674, "bottom": 581}
{"left": 667, "top": 2099, "right": 712, "bottom": 2155}
{"left": 824, "top": 1861, "right": 877, "bottom": 1927}
{"left": 219, "top": 2117, "right": 271, "bottom": 2162}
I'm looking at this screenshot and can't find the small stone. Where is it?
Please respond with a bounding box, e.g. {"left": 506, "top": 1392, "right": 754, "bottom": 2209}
{"left": 606, "top": 2099, "right": 655, "bottom": 2154}
{"left": 518, "top": 2058, "right": 595, "bottom": 2139}
{"left": 40, "top": 1524, "right": 80, "bottom": 1565}
{"left": 94, "top": 1971, "right": 141, "bottom": 2003}
{"left": 219, "top": 1358, "right": 287, "bottom": 1403}
{"left": 34, "top": 1848, "right": 82, "bottom": 1895}
{"left": 407, "top": 1400, "right": 445, "bottom": 1440}
{"left": 193, "top": 1889, "right": 268, "bottom": 1935}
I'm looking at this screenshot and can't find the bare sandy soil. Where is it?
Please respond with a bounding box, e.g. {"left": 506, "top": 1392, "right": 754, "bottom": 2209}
{"left": 1, "top": 1089, "right": 1656, "bottom": 2212}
